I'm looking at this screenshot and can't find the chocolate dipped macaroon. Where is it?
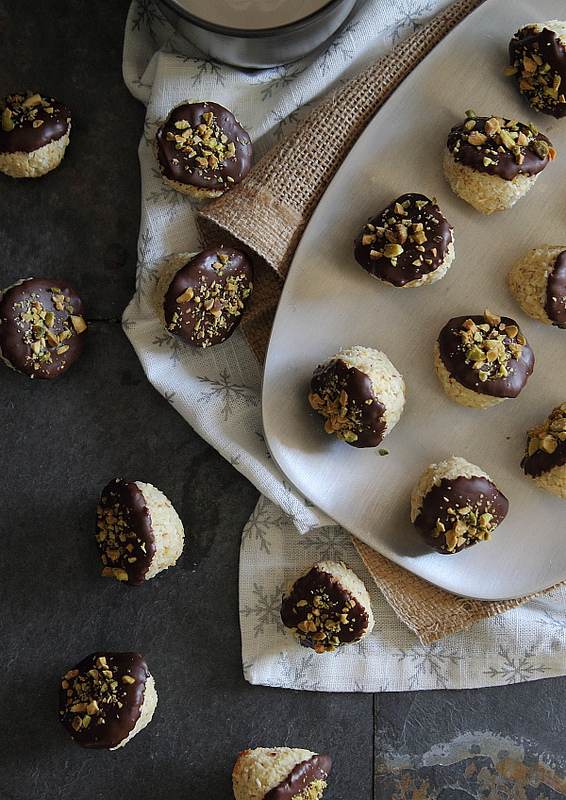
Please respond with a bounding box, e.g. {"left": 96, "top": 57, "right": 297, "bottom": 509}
{"left": 508, "top": 246, "right": 566, "bottom": 328}
{"left": 155, "top": 101, "right": 252, "bottom": 199}
{"left": 233, "top": 747, "right": 332, "bottom": 800}
{"left": 0, "top": 91, "right": 71, "bottom": 178}
{"left": 0, "top": 277, "right": 87, "bottom": 379}
{"left": 508, "top": 22, "right": 566, "bottom": 118}
{"left": 443, "top": 111, "right": 555, "bottom": 214}
{"left": 410, "top": 456, "right": 509, "bottom": 554}
{"left": 59, "top": 652, "right": 157, "bottom": 749}
{"left": 281, "top": 561, "right": 374, "bottom": 653}
{"left": 308, "top": 346, "right": 405, "bottom": 447}
{"left": 161, "top": 247, "right": 253, "bottom": 348}
{"left": 522, "top": 403, "right": 566, "bottom": 499}
{"left": 96, "top": 478, "right": 184, "bottom": 585}
{"left": 354, "top": 193, "right": 455, "bottom": 288}
{"left": 434, "top": 310, "right": 535, "bottom": 409}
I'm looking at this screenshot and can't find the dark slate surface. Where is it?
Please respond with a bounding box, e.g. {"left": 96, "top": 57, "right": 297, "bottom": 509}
{"left": 0, "top": 0, "right": 144, "bottom": 320}
{"left": 0, "top": 2, "right": 374, "bottom": 798}
{"left": 0, "top": 2, "right": 564, "bottom": 800}
{"left": 375, "top": 682, "right": 566, "bottom": 798}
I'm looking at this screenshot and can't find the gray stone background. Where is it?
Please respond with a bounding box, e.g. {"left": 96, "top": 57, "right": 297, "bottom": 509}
{"left": 0, "top": 1, "right": 564, "bottom": 798}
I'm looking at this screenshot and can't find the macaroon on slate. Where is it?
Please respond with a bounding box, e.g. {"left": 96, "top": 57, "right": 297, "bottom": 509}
{"left": 232, "top": 747, "right": 332, "bottom": 800}
{"left": 354, "top": 193, "right": 455, "bottom": 288}
{"left": 155, "top": 100, "right": 252, "bottom": 199}
{"left": 508, "top": 21, "right": 566, "bottom": 118}
{"left": 280, "top": 561, "right": 374, "bottom": 653}
{"left": 0, "top": 277, "right": 87, "bottom": 379}
{"left": 96, "top": 478, "right": 184, "bottom": 585}
{"left": 434, "top": 310, "right": 535, "bottom": 409}
{"left": 59, "top": 652, "right": 157, "bottom": 749}
{"left": 0, "top": 91, "right": 71, "bottom": 178}
{"left": 521, "top": 403, "right": 566, "bottom": 499}
{"left": 508, "top": 246, "right": 566, "bottom": 328}
{"left": 308, "top": 345, "right": 405, "bottom": 447}
{"left": 443, "top": 111, "right": 556, "bottom": 214}
{"left": 410, "top": 456, "right": 509, "bottom": 554}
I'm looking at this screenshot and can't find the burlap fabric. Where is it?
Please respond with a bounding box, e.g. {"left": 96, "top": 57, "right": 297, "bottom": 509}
{"left": 196, "top": 0, "right": 561, "bottom": 643}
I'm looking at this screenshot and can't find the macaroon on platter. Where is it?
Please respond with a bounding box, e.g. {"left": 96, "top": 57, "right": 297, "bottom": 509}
{"left": 262, "top": 0, "right": 566, "bottom": 601}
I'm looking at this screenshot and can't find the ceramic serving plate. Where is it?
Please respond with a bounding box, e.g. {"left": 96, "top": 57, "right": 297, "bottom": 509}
{"left": 262, "top": 0, "right": 566, "bottom": 600}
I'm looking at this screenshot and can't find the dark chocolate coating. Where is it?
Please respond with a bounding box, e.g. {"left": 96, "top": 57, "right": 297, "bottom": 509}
{"left": 59, "top": 652, "right": 150, "bottom": 749}
{"left": 280, "top": 565, "right": 370, "bottom": 652}
{"left": 0, "top": 92, "right": 70, "bottom": 153}
{"left": 0, "top": 277, "right": 86, "bottom": 379}
{"left": 414, "top": 475, "right": 509, "bottom": 554}
{"left": 310, "top": 359, "right": 386, "bottom": 448}
{"left": 354, "top": 193, "right": 453, "bottom": 287}
{"left": 96, "top": 478, "right": 156, "bottom": 586}
{"left": 155, "top": 101, "right": 252, "bottom": 191}
{"left": 437, "top": 314, "right": 534, "bottom": 399}
{"left": 546, "top": 250, "right": 566, "bottom": 328}
{"left": 164, "top": 247, "right": 253, "bottom": 348}
{"left": 509, "top": 26, "right": 566, "bottom": 118}
{"left": 265, "top": 754, "right": 332, "bottom": 800}
{"left": 522, "top": 438, "right": 566, "bottom": 478}
{"left": 446, "top": 116, "right": 552, "bottom": 180}
{"left": 522, "top": 405, "right": 566, "bottom": 478}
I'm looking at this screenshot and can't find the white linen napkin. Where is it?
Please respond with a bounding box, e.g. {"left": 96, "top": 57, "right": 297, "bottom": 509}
{"left": 122, "top": 0, "right": 566, "bottom": 691}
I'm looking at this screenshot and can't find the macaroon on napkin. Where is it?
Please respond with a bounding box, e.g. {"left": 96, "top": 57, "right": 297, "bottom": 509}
{"left": 123, "top": 0, "right": 566, "bottom": 690}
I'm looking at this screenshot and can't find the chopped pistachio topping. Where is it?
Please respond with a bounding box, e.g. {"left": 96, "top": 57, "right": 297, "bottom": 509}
{"left": 449, "top": 112, "right": 557, "bottom": 167}
{"left": 13, "top": 288, "right": 85, "bottom": 372}
{"left": 165, "top": 110, "right": 236, "bottom": 172}
{"left": 168, "top": 252, "right": 252, "bottom": 348}
{"left": 96, "top": 497, "right": 147, "bottom": 582}
{"left": 309, "top": 383, "right": 362, "bottom": 444}
{"left": 508, "top": 27, "right": 566, "bottom": 114}
{"left": 0, "top": 91, "right": 61, "bottom": 131}
{"left": 457, "top": 310, "right": 525, "bottom": 383}
{"left": 360, "top": 194, "right": 447, "bottom": 272}
{"left": 433, "top": 502, "right": 497, "bottom": 553}
{"left": 526, "top": 403, "right": 566, "bottom": 457}
{"left": 288, "top": 589, "right": 359, "bottom": 653}
{"left": 60, "top": 656, "right": 137, "bottom": 733}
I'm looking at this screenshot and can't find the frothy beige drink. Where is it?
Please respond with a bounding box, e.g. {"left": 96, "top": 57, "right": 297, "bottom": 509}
{"left": 178, "top": 0, "right": 332, "bottom": 30}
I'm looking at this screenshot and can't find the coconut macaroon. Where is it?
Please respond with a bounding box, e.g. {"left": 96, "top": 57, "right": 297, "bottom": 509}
{"left": 96, "top": 478, "right": 184, "bottom": 585}
{"left": 0, "top": 91, "right": 71, "bottom": 178}
{"left": 155, "top": 100, "right": 252, "bottom": 199}
{"left": 410, "top": 456, "right": 509, "bottom": 554}
{"left": 508, "top": 246, "right": 566, "bottom": 328}
{"left": 0, "top": 277, "right": 87, "bottom": 379}
{"left": 443, "top": 111, "right": 556, "bottom": 214}
{"left": 161, "top": 247, "right": 253, "bottom": 348}
{"left": 308, "top": 346, "right": 405, "bottom": 448}
{"left": 434, "top": 310, "right": 535, "bottom": 409}
{"left": 59, "top": 652, "right": 157, "bottom": 749}
{"left": 280, "top": 561, "right": 374, "bottom": 653}
{"left": 521, "top": 403, "right": 566, "bottom": 499}
{"left": 233, "top": 747, "right": 332, "bottom": 800}
{"left": 508, "top": 21, "right": 566, "bottom": 118}
{"left": 354, "top": 193, "right": 455, "bottom": 288}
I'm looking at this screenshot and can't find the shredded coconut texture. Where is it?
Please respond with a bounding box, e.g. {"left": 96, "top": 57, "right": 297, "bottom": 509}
{"left": 233, "top": 747, "right": 324, "bottom": 800}
{"left": 0, "top": 130, "right": 70, "bottom": 178}
{"left": 443, "top": 149, "right": 538, "bottom": 214}
{"left": 410, "top": 456, "right": 490, "bottom": 521}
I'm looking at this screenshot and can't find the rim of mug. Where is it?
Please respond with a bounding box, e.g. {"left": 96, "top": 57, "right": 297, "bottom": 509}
{"left": 159, "top": 0, "right": 345, "bottom": 38}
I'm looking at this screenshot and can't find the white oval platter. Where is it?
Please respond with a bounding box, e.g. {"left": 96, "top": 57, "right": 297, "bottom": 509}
{"left": 262, "top": 0, "right": 566, "bottom": 600}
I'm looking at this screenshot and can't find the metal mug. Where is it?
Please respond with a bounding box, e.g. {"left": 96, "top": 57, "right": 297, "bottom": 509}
{"left": 159, "top": 0, "right": 360, "bottom": 69}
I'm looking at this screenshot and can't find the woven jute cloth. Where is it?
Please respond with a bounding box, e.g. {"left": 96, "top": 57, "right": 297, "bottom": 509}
{"left": 196, "top": 0, "right": 560, "bottom": 643}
